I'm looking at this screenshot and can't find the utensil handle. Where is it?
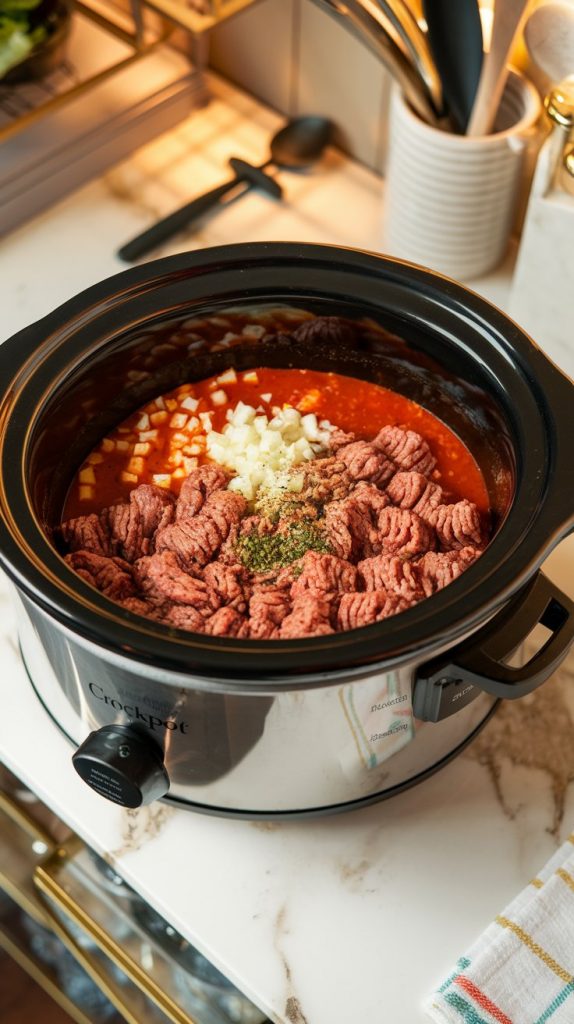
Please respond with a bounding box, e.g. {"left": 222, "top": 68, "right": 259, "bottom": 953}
{"left": 414, "top": 572, "right": 574, "bottom": 721}
{"left": 117, "top": 176, "right": 248, "bottom": 262}
{"left": 314, "top": 0, "right": 442, "bottom": 125}
{"left": 466, "top": 0, "right": 529, "bottom": 136}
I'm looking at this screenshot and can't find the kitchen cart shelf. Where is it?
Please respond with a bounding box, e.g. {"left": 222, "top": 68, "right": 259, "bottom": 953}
{"left": 0, "top": 0, "right": 170, "bottom": 145}
{"left": 0, "top": 0, "right": 258, "bottom": 145}
{"left": 0, "top": 777, "right": 270, "bottom": 1024}
{"left": 0, "top": 901, "right": 119, "bottom": 1024}
{"left": 0, "top": 0, "right": 208, "bottom": 235}
{"left": 0, "top": 786, "right": 123, "bottom": 1024}
{"left": 143, "top": 0, "right": 257, "bottom": 35}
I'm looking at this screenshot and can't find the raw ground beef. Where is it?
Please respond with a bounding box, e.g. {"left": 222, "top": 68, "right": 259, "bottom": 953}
{"left": 59, "top": 424, "right": 489, "bottom": 639}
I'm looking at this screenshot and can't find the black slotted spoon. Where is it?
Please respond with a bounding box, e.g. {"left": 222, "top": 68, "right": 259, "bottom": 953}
{"left": 117, "top": 116, "right": 335, "bottom": 263}
{"left": 422, "top": 0, "right": 484, "bottom": 133}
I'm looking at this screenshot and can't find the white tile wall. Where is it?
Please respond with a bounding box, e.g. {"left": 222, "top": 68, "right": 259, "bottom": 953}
{"left": 209, "top": 0, "right": 391, "bottom": 172}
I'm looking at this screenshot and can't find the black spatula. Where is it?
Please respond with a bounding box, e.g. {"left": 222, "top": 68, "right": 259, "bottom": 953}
{"left": 422, "top": 0, "right": 483, "bottom": 133}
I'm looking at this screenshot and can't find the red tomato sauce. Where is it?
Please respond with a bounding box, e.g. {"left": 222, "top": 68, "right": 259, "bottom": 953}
{"left": 63, "top": 367, "right": 490, "bottom": 520}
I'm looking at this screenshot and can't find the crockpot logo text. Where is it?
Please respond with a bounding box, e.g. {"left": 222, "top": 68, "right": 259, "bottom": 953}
{"left": 88, "top": 683, "right": 188, "bottom": 734}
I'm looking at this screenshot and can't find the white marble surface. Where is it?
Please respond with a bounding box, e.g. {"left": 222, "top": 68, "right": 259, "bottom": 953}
{"left": 1, "top": 74, "right": 574, "bottom": 1024}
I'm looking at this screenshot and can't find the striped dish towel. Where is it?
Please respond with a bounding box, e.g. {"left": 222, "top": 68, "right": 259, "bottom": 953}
{"left": 426, "top": 833, "right": 574, "bottom": 1024}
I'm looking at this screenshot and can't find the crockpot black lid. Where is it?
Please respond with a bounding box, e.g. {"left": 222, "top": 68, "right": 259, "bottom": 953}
{"left": 0, "top": 243, "right": 572, "bottom": 683}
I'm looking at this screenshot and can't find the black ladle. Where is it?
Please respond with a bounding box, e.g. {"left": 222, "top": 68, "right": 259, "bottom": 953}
{"left": 117, "top": 116, "right": 335, "bottom": 263}
{"left": 422, "top": 0, "right": 483, "bottom": 134}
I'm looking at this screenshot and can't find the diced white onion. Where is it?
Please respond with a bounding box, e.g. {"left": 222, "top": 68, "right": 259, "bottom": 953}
{"left": 170, "top": 412, "right": 188, "bottom": 429}
{"left": 205, "top": 402, "right": 332, "bottom": 500}
{"left": 217, "top": 368, "right": 237, "bottom": 384}
{"left": 79, "top": 467, "right": 96, "bottom": 484}
{"left": 181, "top": 396, "right": 199, "bottom": 412}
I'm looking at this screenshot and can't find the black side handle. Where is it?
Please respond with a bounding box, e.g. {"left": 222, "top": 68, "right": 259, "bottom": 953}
{"left": 413, "top": 572, "right": 574, "bottom": 722}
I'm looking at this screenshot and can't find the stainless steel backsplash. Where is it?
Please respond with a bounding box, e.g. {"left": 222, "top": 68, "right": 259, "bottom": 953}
{"left": 209, "top": 0, "right": 391, "bottom": 172}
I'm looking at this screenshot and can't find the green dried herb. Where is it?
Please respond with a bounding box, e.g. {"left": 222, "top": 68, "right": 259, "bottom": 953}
{"left": 237, "top": 519, "right": 331, "bottom": 573}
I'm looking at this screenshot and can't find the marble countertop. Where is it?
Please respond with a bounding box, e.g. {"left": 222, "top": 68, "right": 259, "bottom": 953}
{"left": 1, "top": 73, "right": 574, "bottom": 1024}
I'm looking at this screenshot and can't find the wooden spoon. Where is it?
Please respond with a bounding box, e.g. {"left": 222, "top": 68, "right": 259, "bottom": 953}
{"left": 524, "top": 3, "right": 574, "bottom": 83}
{"left": 467, "top": 0, "right": 531, "bottom": 136}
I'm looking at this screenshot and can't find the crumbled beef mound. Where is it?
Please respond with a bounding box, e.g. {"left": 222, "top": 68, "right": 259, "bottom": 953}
{"left": 280, "top": 592, "right": 334, "bottom": 638}
{"left": 203, "top": 562, "right": 250, "bottom": 611}
{"left": 134, "top": 551, "right": 216, "bottom": 613}
{"left": 426, "top": 500, "right": 485, "bottom": 550}
{"left": 239, "top": 514, "right": 275, "bottom": 538}
{"left": 120, "top": 595, "right": 160, "bottom": 617}
{"left": 60, "top": 418, "right": 489, "bottom": 639}
{"left": 65, "top": 551, "right": 135, "bottom": 600}
{"left": 291, "top": 316, "right": 357, "bottom": 346}
{"left": 327, "top": 427, "right": 357, "bottom": 451}
{"left": 386, "top": 471, "right": 443, "bottom": 518}
{"left": 60, "top": 513, "right": 111, "bottom": 557}
{"left": 249, "top": 586, "right": 292, "bottom": 639}
{"left": 205, "top": 607, "right": 249, "bottom": 637}
{"left": 369, "top": 507, "right": 435, "bottom": 558}
{"left": 338, "top": 590, "right": 410, "bottom": 631}
{"left": 298, "top": 457, "right": 353, "bottom": 506}
{"left": 162, "top": 603, "right": 206, "bottom": 631}
{"left": 247, "top": 566, "right": 293, "bottom": 593}
{"left": 348, "top": 481, "right": 391, "bottom": 519}
{"left": 415, "top": 546, "right": 481, "bottom": 597}
{"left": 177, "top": 464, "right": 230, "bottom": 521}
{"left": 338, "top": 440, "right": 396, "bottom": 486}
{"left": 102, "top": 485, "right": 176, "bottom": 562}
{"left": 156, "top": 490, "right": 246, "bottom": 567}
{"left": 374, "top": 425, "right": 436, "bottom": 476}
{"left": 323, "top": 501, "right": 364, "bottom": 561}
{"left": 291, "top": 551, "right": 357, "bottom": 596}
{"left": 358, "top": 554, "right": 424, "bottom": 601}
{"left": 324, "top": 483, "right": 389, "bottom": 560}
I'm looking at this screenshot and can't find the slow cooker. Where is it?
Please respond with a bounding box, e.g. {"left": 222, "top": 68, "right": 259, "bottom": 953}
{"left": 0, "top": 243, "right": 573, "bottom": 818}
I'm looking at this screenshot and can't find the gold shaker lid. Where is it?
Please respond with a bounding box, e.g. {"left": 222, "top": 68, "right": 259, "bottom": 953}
{"left": 544, "top": 81, "right": 574, "bottom": 130}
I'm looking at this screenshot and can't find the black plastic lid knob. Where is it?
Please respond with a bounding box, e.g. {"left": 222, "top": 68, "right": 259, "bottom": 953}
{"left": 72, "top": 725, "right": 170, "bottom": 808}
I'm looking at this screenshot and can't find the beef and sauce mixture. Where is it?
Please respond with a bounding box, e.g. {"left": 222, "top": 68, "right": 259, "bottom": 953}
{"left": 59, "top": 318, "right": 491, "bottom": 640}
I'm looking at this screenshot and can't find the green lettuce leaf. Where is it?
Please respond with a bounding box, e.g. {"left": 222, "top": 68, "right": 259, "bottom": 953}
{"left": 0, "top": 24, "right": 33, "bottom": 76}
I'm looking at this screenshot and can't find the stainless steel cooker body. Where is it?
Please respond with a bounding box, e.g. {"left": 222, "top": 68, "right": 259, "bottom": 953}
{"left": 1, "top": 243, "right": 573, "bottom": 817}
{"left": 16, "top": 588, "right": 498, "bottom": 814}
